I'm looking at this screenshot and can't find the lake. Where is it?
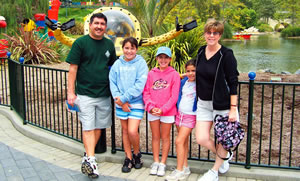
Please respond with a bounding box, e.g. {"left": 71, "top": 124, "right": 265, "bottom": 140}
{"left": 222, "top": 33, "right": 300, "bottom": 74}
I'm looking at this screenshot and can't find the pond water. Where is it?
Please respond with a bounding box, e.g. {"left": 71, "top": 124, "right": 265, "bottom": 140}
{"left": 222, "top": 33, "right": 300, "bottom": 74}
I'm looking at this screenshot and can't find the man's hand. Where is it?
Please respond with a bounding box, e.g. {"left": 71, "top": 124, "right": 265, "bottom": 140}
{"left": 67, "top": 92, "right": 77, "bottom": 106}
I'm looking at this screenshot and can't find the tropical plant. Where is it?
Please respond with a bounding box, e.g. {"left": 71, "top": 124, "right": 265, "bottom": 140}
{"left": 120, "top": 0, "right": 182, "bottom": 37}
{"left": 140, "top": 24, "right": 205, "bottom": 74}
{"left": 3, "top": 27, "right": 60, "bottom": 64}
{"left": 52, "top": 42, "right": 71, "bottom": 61}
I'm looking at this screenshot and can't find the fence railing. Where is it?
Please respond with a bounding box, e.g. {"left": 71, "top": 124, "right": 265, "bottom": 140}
{"left": 0, "top": 55, "right": 299, "bottom": 170}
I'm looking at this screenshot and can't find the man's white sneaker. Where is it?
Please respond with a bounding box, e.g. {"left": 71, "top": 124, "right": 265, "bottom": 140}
{"left": 165, "top": 169, "right": 186, "bottom": 181}
{"left": 85, "top": 156, "right": 99, "bottom": 178}
{"left": 157, "top": 162, "right": 166, "bottom": 176}
{"left": 183, "top": 166, "right": 191, "bottom": 176}
{"left": 81, "top": 152, "right": 88, "bottom": 175}
{"left": 219, "top": 152, "right": 233, "bottom": 174}
{"left": 198, "top": 169, "right": 218, "bottom": 181}
{"left": 82, "top": 152, "right": 88, "bottom": 163}
{"left": 150, "top": 162, "right": 160, "bottom": 175}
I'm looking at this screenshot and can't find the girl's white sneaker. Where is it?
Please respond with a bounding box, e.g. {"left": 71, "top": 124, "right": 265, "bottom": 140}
{"left": 157, "top": 162, "right": 166, "bottom": 176}
{"left": 150, "top": 162, "right": 160, "bottom": 175}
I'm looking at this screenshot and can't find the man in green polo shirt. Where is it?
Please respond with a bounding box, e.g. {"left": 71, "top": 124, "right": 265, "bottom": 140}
{"left": 66, "top": 13, "right": 117, "bottom": 178}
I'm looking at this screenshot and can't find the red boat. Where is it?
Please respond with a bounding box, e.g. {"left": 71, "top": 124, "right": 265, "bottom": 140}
{"left": 233, "top": 34, "right": 252, "bottom": 40}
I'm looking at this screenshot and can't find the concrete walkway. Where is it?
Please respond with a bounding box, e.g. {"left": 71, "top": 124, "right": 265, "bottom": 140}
{"left": 0, "top": 106, "right": 299, "bottom": 181}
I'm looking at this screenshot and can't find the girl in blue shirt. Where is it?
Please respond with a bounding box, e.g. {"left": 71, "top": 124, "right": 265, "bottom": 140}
{"left": 109, "top": 37, "right": 148, "bottom": 173}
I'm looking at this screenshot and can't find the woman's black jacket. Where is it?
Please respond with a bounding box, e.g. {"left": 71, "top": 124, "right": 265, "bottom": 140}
{"left": 195, "top": 45, "right": 239, "bottom": 110}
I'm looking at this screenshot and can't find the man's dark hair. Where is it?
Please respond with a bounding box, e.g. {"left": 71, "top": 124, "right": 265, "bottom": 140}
{"left": 90, "top": 13, "right": 107, "bottom": 24}
{"left": 122, "top": 37, "right": 138, "bottom": 49}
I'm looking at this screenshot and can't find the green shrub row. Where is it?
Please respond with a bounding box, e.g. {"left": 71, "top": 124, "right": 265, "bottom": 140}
{"left": 257, "top": 24, "right": 273, "bottom": 32}
{"left": 281, "top": 26, "right": 300, "bottom": 37}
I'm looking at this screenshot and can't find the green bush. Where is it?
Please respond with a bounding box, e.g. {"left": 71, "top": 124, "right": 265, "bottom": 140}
{"left": 222, "top": 23, "right": 233, "bottom": 39}
{"left": 257, "top": 24, "right": 273, "bottom": 32}
{"left": 274, "top": 23, "right": 283, "bottom": 32}
{"left": 67, "top": 22, "right": 84, "bottom": 35}
{"left": 281, "top": 27, "right": 300, "bottom": 37}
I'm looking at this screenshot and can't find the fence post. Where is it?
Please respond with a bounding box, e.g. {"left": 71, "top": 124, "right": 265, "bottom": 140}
{"left": 7, "top": 54, "right": 26, "bottom": 124}
{"left": 19, "top": 57, "right": 26, "bottom": 125}
{"left": 111, "top": 98, "right": 116, "bottom": 154}
{"left": 245, "top": 71, "right": 256, "bottom": 169}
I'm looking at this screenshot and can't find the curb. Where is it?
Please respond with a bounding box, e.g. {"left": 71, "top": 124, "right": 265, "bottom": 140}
{"left": 0, "top": 106, "right": 299, "bottom": 181}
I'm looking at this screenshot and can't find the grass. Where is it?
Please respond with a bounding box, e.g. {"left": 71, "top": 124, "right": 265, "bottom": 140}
{"left": 58, "top": 8, "right": 96, "bottom": 24}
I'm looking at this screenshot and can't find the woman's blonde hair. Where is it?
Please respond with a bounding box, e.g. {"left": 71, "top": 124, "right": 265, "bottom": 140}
{"left": 204, "top": 19, "right": 224, "bottom": 35}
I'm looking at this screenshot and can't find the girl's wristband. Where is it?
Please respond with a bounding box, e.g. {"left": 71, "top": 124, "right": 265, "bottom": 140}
{"left": 231, "top": 105, "right": 237, "bottom": 107}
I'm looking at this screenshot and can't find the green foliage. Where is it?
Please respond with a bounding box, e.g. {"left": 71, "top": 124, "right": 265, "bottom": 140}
{"left": 193, "top": 0, "right": 245, "bottom": 22}
{"left": 274, "top": 23, "right": 286, "bottom": 32}
{"left": 252, "top": 0, "right": 277, "bottom": 23}
{"left": 281, "top": 26, "right": 300, "bottom": 37}
{"left": 140, "top": 24, "right": 205, "bottom": 74}
{"left": 3, "top": 27, "right": 60, "bottom": 64}
{"left": 193, "top": 0, "right": 221, "bottom": 22}
{"left": 275, "top": 0, "right": 300, "bottom": 26}
{"left": 58, "top": 8, "right": 95, "bottom": 23}
{"left": 123, "top": 0, "right": 182, "bottom": 37}
{"left": 1, "top": 0, "right": 48, "bottom": 33}
{"left": 66, "top": 22, "right": 84, "bottom": 35}
{"left": 222, "top": 23, "right": 233, "bottom": 39}
{"left": 257, "top": 24, "right": 273, "bottom": 32}
{"left": 53, "top": 42, "right": 71, "bottom": 61}
{"left": 224, "top": 7, "right": 257, "bottom": 31}
{"left": 165, "top": 0, "right": 199, "bottom": 25}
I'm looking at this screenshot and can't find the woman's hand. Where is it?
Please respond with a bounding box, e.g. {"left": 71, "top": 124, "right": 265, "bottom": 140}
{"left": 228, "top": 107, "right": 237, "bottom": 122}
{"left": 122, "top": 102, "right": 131, "bottom": 112}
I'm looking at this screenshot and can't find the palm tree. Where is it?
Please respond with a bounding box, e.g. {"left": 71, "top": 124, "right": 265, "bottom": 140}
{"left": 123, "top": 0, "right": 182, "bottom": 37}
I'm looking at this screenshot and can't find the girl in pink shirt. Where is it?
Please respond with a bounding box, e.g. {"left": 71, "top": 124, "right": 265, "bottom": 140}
{"left": 143, "top": 46, "right": 181, "bottom": 176}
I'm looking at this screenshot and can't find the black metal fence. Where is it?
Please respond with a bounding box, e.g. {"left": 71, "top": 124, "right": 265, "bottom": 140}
{"left": 0, "top": 58, "right": 10, "bottom": 107}
{"left": 0, "top": 55, "right": 299, "bottom": 170}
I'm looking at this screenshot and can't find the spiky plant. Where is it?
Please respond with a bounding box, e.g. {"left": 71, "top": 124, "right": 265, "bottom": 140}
{"left": 140, "top": 24, "right": 205, "bottom": 74}
{"left": 3, "top": 27, "right": 60, "bottom": 64}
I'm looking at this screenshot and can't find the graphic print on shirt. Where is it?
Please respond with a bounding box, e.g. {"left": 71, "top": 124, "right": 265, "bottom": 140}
{"left": 184, "top": 83, "right": 196, "bottom": 99}
{"left": 152, "top": 78, "right": 169, "bottom": 90}
{"left": 105, "top": 50, "right": 110, "bottom": 58}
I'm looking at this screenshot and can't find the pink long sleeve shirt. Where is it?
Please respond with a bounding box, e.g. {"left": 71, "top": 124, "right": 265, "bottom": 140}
{"left": 143, "top": 66, "right": 181, "bottom": 116}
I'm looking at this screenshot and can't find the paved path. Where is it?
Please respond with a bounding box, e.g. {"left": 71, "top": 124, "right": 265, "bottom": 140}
{"left": 0, "top": 112, "right": 259, "bottom": 181}
{"left": 0, "top": 114, "right": 132, "bottom": 181}
{"left": 0, "top": 108, "right": 299, "bottom": 181}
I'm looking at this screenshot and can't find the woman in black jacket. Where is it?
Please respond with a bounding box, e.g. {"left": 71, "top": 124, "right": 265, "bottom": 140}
{"left": 195, "top": 19, "right": 239, "bottom": 181}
